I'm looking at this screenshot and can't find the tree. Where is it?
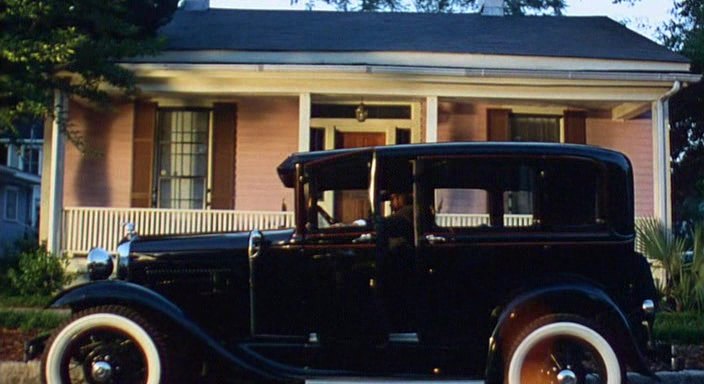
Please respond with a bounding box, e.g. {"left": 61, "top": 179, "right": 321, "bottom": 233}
{"left": 659, "top": 0, "right": 704, "bottom": 72}
{"left": 294, "top": 0, "right": 565, "bottom": 14}
{"left": 656, "top": 0, "right": 704, "bottom": 227}
{"left": 0, "top": 0, "right": 179, "bottom": 136}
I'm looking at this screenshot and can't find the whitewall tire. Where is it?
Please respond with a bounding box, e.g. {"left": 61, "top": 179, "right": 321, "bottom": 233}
{"left": 506, "top": 315, "right": 623, "bottom": 384}
{"left": 42, "top": 306, "right": 169, "bottom": 384}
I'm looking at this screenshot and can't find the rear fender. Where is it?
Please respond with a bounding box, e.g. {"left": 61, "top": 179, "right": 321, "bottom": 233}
{"left": 484, "top": 283, "right": 652, "bottom": 384}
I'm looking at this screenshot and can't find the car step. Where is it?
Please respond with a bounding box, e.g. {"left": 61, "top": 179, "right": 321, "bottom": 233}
{"left": 307, "top": 379, "right": 483, "bottom": 383}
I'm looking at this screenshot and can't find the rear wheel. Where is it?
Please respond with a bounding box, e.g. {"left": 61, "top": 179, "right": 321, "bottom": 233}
{"left": 41, "top": 305, "right": 171, "bottom": 384}
{"left": 505, "top": 315, "right": 624, "bottom": 384}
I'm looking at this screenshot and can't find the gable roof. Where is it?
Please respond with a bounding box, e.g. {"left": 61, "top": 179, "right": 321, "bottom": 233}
{"left": 158, "top": 9, "right": 687, "bottom": 64}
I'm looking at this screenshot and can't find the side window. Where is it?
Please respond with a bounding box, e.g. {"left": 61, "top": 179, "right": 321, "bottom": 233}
{"left": 4, "top": 187, "right": 19, "bottom": 222}
{"left": 425, "top": 157, "right": 604, "bottom": 232}
{"left": 305, "top": 153, "right": 372, "bottom": 231}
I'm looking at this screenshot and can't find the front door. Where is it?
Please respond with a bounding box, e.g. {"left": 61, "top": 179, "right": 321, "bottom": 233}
{"left": 334, "top": 132, "right": 385, "bottom": 223}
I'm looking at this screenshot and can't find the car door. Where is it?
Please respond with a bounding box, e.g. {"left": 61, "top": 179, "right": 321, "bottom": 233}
{"left": 412, "top": 157, "right": 531, "bottom": 351}
{"left": 301, "top": 151, "right": 389, "bottom": 346}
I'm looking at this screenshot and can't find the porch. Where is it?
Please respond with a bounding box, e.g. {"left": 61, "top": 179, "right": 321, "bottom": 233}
{"left": 38, "top": 61, "right": 697, "bottom": 258}
{"left": 60, "top": 206, "right": 650, "bottom": 255}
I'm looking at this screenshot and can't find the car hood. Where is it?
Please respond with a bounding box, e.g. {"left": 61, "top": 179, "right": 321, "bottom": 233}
{"left": 129, "top": 228, "right": 295, "bottom": 255}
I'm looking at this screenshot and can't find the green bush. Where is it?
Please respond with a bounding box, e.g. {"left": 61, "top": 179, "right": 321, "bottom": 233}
{"left": 0, "top": 236, "right": 39, "bottom": 290}
{"left": 0, "top": 294, "right": 51, "bottom": 308}
{"left": 637, "top": 219, "right": 704, "bottom": 312}
{"left": 0, "top": 309, "right": 68, "bottom": 332}
{"left": 654, "top": 311, "right": 704, "bottom": 344}
{"left": 5, "top": 246, "right": 74, "bottom": 296}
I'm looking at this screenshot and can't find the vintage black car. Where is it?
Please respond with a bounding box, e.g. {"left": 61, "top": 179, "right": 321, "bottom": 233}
{"left": 32, "top": 143, "right": 658, "bottom": 384}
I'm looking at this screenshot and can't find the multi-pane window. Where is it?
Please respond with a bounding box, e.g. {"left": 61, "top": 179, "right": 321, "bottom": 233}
{"left": 509, "top": 114, "right": 560, "bottom": 142}
{"left": 156, "top": 110, "right": 210, "bottom": 209}
{"left": 0, "top": 143, "right": 41, "bottom": 175}
{"left": 4, "top": 188, "right": 19, "bottom": 221}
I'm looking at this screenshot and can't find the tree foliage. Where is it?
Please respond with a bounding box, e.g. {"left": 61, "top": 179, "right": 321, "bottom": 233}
{"left": 294, "top": 0, "right": 565, "bottom": 14}
{"left": 652, "top": 0, "right": 704, "bottom": 226}
{"left": 658, "top": 0, "right": 704, "bottom": 72}
{"left": 0, "top": 0, "right": 179, "bottom": 135}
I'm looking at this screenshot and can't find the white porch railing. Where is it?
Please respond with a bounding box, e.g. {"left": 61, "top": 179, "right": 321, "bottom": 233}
{"left": 61, "top": 207, "right": 651, "bottom": 256}
{"left": 435, "top": 213, "right": 534, "bottom": 227}
{"left": 62, "top": 207, "right": 294, "bottom": 255}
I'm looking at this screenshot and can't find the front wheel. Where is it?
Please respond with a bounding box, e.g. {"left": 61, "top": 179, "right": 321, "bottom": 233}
{"left": 505, "top": 315, "right": 624, "bottom": 384}
{"left": 41, "top": 305, "right": 171, "bottom": 384}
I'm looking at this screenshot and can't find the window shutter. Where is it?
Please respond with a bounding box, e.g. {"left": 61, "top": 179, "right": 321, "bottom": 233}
{"left": 487, "top": 109, "right": 511, "bottom": 141}
{"left": 131, "top": 102, "right": 156, "bottom": 207}
{"left": 211, "top": 103, "right": 237, "bottom": 210}
{"left": 564, "top": 110, "right": 587, "bottom": 144}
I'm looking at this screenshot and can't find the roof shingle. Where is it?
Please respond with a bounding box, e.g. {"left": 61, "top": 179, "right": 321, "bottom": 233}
{"left": 158, "top": 9, "right": 687, "bottom": 63}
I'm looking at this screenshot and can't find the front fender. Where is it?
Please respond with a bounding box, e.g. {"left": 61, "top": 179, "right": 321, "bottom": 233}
{"left": 484, "top": 283, "right": 652, "bottom": 384}
{"left": 48, "top": 280, "right": 293, "bottom": 382}
{"left": 49, "top": 280, "right": 184, "bottom": 318}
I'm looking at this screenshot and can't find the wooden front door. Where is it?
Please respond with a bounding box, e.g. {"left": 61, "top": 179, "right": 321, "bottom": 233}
{"left": 334, "top": 132, "right": 385, "bottom": 223}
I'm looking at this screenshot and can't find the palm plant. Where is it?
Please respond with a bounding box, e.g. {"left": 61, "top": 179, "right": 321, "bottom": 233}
{"left": 636, "top": 218, "right": 687, "bottom": 310}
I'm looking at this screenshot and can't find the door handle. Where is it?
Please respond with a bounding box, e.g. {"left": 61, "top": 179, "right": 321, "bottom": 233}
{"left": 352, "top": 233, "right": 374, "bottom": 243}
{"left": 425, "top": 234, "right": 447, "bottom": 244}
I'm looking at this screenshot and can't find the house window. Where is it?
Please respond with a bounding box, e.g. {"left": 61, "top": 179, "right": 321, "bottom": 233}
{"left": 396, "top": 128, "right": 411, "bottom": 144}
{"left": 310, "top": 128, "right": 325, "bottom": 151}
{"left": 156, "top": 109, "right": 210, "bottom": 209}
{"left": 0, "top": 144, "right": 7, "bottom": 166}
{"left": 509, "top": 114, "right": 560, "bottom": 142}
{"left": 21, "top": 146, "right": 41, "bottom": 175}
{"left": 312, "top": 104, "right": 411, "bottom": 119}
{"left": 4, "top": 187, "right": 19, "bottom": 221}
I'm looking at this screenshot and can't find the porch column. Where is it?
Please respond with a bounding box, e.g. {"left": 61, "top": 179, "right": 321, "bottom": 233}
{"left": 44, "top": 90, "right": 68, "bottom": 254}
{"left": 652, "top": 97, "right": 673, "bottom": 228}
{"left": 425, "top": 96, "right": 438, "bottom": 143}
{"left": 298, "top": 93, "right": 311, "bottom": 152}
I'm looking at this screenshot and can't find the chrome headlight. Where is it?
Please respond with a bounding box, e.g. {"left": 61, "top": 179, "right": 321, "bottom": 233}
{"left": 87, "top": 248, "right": 113, "bottom": 281}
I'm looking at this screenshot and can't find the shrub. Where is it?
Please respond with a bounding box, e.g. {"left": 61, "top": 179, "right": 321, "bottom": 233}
{"left": 637, "top": 219, "right": 704, "bottom": 312}
{"left": 0, "top": 309, "right": 68, "bottom": 332}
{"left": 0, "top": 236, "right": 39, "bottom": 290}
{"left": 6, "top": 246, "right": 74, "bottom": 296}
{"left": 654, "top": 311, "right": 704, "bottom": 344}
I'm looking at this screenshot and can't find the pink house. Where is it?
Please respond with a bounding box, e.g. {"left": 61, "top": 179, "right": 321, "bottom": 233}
{"left": 39, "top": 2, "right": 700, "bottom": 256}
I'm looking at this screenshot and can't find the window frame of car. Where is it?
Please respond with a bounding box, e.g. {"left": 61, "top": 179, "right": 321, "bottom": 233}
{"left": 301, "top": 150, "right": 377, "bottom": 236}
{"left": 413, "top": 154, "right": 613, "bottom": 240}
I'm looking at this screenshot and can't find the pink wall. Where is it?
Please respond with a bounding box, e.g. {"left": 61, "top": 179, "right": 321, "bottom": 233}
{"left": 587, "top": 118, "right": 654, "bottom": 217}
{"left": 235, "top": 97, "right": 298, "bottom": 211}
{"left": 63, "top": 101, "right": 133, "bottom": 207}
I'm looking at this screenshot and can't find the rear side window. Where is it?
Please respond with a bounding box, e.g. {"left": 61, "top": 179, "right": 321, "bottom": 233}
{"left": 419, "top": 156, "right": 605, "bottom": 232}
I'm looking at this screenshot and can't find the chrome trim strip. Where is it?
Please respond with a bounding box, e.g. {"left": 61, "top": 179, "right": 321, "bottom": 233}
{"left": 115, "top": 240, "right": 132, "bottom": 280}
{"left": 388, "top": 332, "right": 419, "bottom": 343}
{"left": 308, "top": 333, "right": 319, "bottom": 343}
{"left": 248, "top": 229, "right": 263, "bottom": 335}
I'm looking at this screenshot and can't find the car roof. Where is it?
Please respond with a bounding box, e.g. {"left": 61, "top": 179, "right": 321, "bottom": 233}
{"left": 277, "top": 142, "right": 631, "bottom": 188}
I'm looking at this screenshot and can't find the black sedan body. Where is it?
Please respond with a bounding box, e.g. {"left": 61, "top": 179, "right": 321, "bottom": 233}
{"left": 36, "top": 143, "right": 658, "bottom": 384}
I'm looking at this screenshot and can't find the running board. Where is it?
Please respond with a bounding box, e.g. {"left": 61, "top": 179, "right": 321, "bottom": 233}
{"left": 307, "top": 379, "right": 483, "bottom": 384}
{"left": 307, "top": 333, "right": 420, "bottom": 344}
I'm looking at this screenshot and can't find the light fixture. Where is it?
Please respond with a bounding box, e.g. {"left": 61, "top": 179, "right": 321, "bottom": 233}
{"left": 355, "top": 98, "right": 368, "bottom": 122}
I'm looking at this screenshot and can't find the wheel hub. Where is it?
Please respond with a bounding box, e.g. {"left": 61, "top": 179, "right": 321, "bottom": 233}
{"left": 90, "top": 361, "right": 113, "bottom": 383}
{"left": 557, "top": 369, "right": 577, "bottom": 384}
